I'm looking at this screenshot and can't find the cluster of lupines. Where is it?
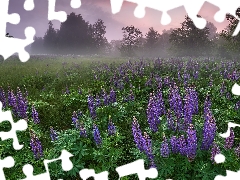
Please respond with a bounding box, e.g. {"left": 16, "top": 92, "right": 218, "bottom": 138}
{"left": 235, "top": 144, "right": 240, "bottom": 158}
{"left": 50, "top": 126, "right": 58, "bottom": 141}
{"left": 30, "top": 129, "right": 43, "bottom": 159}
{"left": 6, "top": 86, "right": 28, "bottom": 119}
{"left": 132, "top": 117, "right": 156, "bottom": 168}
{"left": 32, "top": 105, "right": 40, "bottom": 124}
{"left": 201, "top": 107, "right": 217, "bottom": 151}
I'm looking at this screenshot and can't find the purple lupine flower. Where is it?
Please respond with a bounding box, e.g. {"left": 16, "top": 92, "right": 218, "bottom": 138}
{"left": 87, "top": 94, "right": 96, "bottom": 119}
{"left": 224, "top": 128, "right": 234, "bottom": 149}
{"left": 79, "top": 122, "right": 87, "bottom": 137}
{"left": 143, "top": 132, "right": 156, "bottom": 168}
{"left": 72, "top": 111, "right": 80, "bottom": 128}
{"left": 132, "top": 116, "right": 144, "bottom": 152}
{"left": 77, "top": 110, "right": 82, "bottom": 119}
{"left": 226, "top": 92, "right": 231, "bottom": 100}
{"left": 50, "top": 126, "right": 58, "bottom": 141}
{"left": 102, "top": 89, "right": 109, "bottom": 106}
{"left": 210, "top": 142, "right": 220, "bottom": 164}
{"left": 167, "top": 109, "right": 174, "bottom": 131}
{"left": 93, "top": 124, "right": 102, "bottom": 146}
{"left": 234, "top": 143, "right": 240, "bottom": 158}
{"left": 30, "top": 129, "right": 43, "bottom": 159}
{"left": 170, "top": 136, "right": 179, "bottom": 154}
{"left": 201, "top": 110, "right": 217, "bottom": 150}
{"left": 186, "top": 124, "right": 197, "bottom": 162}
{"left": 220, "top": 81, "right": 226, "bottom": 96}
{"left": 190, "top": 85, "right": 198, "bottom": 114}
{"left": 108, "top": 117, "right": 116, "bottom": 136}
{"left": 32, "top": 105, "right": 40, "bottom": 124}
{"left": 16, "top": 87, "right": 28, "bottom": 119}
{"left": 146, "top": 93, "right": 159, "bottom": 132}
{"left": 95, "top": 95, "right": 101, "bottom": 107}
{"left": 109, "top": 88, "right": 116, "bottom": 103}
{"left": 0, "top": 87, "right": 6, "bottom": 109}
{"left": 235, "top": 101, "right": 240, "bottom": 110}
{"left": 160, "top": 135, "right": 170, "bottom": 158}
{"left": 178, "top": 135, "right": 187, "bottom": 156}
{"left": 169, "top": 83, "right": 183, "bottom": 119}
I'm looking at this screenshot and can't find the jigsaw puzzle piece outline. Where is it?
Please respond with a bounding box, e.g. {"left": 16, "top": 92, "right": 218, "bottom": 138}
{"left": 79, "top": 169, "right": 109, "bottom": 180}
{"left": 0, "top": 156, "right": 15, "bottom": 180}
{"left": 21, "top": 150, "right": 73, "bottom": 180}
{"left": 24, "top": 0, "right": 35, "bottom": 11}
{"left": 0, "top": 0, "right": 20, "bottom": 38}
{"left": 0, "top": 102, "right": 28, "bottom": 150}
{"left": 116, "top": 159, "right": 158, "bottom": 180}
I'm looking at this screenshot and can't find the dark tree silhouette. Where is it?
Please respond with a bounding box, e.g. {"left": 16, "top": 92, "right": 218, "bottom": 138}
{"left": 57, "top": 12, "right": 92, "bottom": 55}
{"left": 92, "top": 19, "right": 109, "bottom": 54}
{"left": 169, "top": 15, "right": 212, "bottom": 57}
{"left": 220, "top": 7, "right": 240, "bottom": 58}
{"left": 144, "top": 27, "right": 160, "bottom": 54}
{"left": 43, "top": 21, "right": 58, "bottom": 53}
{"left": 119, "top": 25, "right": 143, "bottom": 57}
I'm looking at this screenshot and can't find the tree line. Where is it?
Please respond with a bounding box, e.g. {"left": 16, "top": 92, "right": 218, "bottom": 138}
{"left": 31, "top": 9, "right": 240, "bottom": 59}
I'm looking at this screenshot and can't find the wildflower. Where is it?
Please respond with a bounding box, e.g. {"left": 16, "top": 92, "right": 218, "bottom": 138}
{"left": 210, "top": 142, "right": 220, "bottom": 164}
{"left": 201, "top": 110, "right": 217, "bottom": 150}
{"left": 143, "top": 132, "right": 156, "bottom": 168}
{"left": 79, "top": 122, "right": 87, "bottom": 137}
{"left": 32, "top": 105, "right": 40, "bottom": 124}
{"left": 170, "top": 136, "right": 179, "bottom": 154}
{"left": 30, "top": 130, "right": 43, "bottom": 159}
{"left": 224, "top": 128, "right": 234, "bottom": 149}
{"left": 93, "top": 124, "right": 102, "bottom": 146}
{"left": 132, "top": 116, "right": 144, "bottom": 152}
{"left": 178, "top": 135, "right": 187, "bottom": 156}
{"left": 109, "top": 88, "right": 116, "bottom": 103}
{"left": 160, "top": 135, "right": 170, "bottom": 158}
{"left": 50, "top": 126, "right": 58, "bottom": 141}
{"left": 234, "top": 143, "right": 240, "bottom": 158}
{"left": 186, "top": 124, "right": 197, "bottom": 162}
{"left": 108, "top": 116, "right": 116, "bottom": 136}
{"left": 0, "top": 87, "right": 6, "bottom": 109}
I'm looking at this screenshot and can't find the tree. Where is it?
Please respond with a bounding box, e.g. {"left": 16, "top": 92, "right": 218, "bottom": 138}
{"left": 92, "top": 19, "right": 109, "bottom": 54}
{"left": 57, "top": 12, "right": 92, "bottom": 55}
{"left": 144, "top": 27, "right": 160, "bottom": 55}
{"left": 119, "top": 25, "right": 143, "bottom": 57}
{"left": 220, "top": 7, "right": 240, "bottom": 58}
{"left": 169, "top": 15, "right": 212, "bottom": 57}
{"left": 43, "top": 21, "right": 57, "bottom": 54}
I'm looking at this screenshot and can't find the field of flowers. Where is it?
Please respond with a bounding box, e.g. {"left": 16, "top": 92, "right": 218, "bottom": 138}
{"left": 0, "top": 55, "right": 240, "bottom": 180}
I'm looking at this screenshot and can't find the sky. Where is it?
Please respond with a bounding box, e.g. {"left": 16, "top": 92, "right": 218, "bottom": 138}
{"left": 7, "top": 0, "right": 230, "bottom": 42}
